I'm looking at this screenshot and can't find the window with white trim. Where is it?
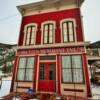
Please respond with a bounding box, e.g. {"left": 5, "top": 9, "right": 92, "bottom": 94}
{"left": 17, "top": 57, "right": 34, "bottom": 81}
{"left": 62, "top": 55, "right": 84, "bottom": 83}
{"left": 62, "top": 21, "right": 75, "bottom": 42}
{"left": 25, "top": 25, "right": 36, "bottom": 45}
{"left": 43, "top": 23, "right": 54, "bottom": 44}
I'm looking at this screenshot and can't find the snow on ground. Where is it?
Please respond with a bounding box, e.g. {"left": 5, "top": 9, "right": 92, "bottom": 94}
{"left": 0, "top": 77, "right": 100, "bottom": 99}
{"left": 90, "top": 84, "right": 100, "bottom": 99}
{"left": 0, "top": 77, "right": 12, "bottom": 97}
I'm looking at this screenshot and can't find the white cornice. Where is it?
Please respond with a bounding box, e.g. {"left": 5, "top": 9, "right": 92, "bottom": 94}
{"left": 17, "top": 42, "right": 86, "bottom": 50}
{"left": 17, "top": 0, "right": 84, "bottom": 16}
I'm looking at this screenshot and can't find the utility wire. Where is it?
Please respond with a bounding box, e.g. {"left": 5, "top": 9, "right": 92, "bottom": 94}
{"left": 0, "top": 13, "right": 20, "bottom": 22}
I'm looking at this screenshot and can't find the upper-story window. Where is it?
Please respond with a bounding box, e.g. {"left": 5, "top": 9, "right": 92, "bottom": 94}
{"left": 42, "top": 21, "right": 55, "bottom": 44}
{"left": 61, "top": 19, "right": 76, "bottom": 43}
{"left": 24, "top": 24, "right": 37, "bottom": 46}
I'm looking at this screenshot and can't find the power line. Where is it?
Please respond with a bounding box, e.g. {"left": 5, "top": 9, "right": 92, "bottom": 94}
{"left": 0, "top": 13, "right": 20, "bottom": 22}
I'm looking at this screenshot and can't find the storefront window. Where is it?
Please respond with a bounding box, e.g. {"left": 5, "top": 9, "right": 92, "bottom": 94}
{"left": 62, "top": 55, "right": 84, "bottom": 83}
{"left": 17, "top": 57, "right": 34, "bottom": 81}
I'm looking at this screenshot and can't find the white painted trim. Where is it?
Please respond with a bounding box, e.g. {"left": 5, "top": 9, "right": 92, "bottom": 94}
{"left": 80, "top": 15, "right": 85, "bottom": 42}
{"left": 56, "top": 55, "right": 58, "bottom": 93}
{"left": 41, "top": 21, "right": 56, "bottom": 45}
{"left": 60, "top": 18, "right": 77, "bottom": 43}
{"left": 18, "top": 42, "right": 85, "bottom": 50}
{"left": 14, "top": 57, "right": 19, "bottom": 82}
{"left": 17, "top": 54, "right": 35, "bottom": 57}
{"left": 14, "top": 57, "right": 19, "bottom": 92}
{"left": 23, "top": 23, "right": 37, "bottom": 46}
{"left": 82, "top": 54, "right": 87, "bottom": 96}
{"left": 17, "top": 53, "right": 83, "bottom": 57}
{"left": 36, "top": 56, "right": 39, "bottom": 92}
{"left": 59, "top": 55, "right": 62, "bottom": 94}
{"left": 21, "top": 4, "right": 78, "bottom": 17}
{"left": 37, "top": 54, "right": 57, "bottom": 92}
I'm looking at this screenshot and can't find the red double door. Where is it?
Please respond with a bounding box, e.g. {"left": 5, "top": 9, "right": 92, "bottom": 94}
{"left": 38, "top": 62, "right": 56, "bottom": 92}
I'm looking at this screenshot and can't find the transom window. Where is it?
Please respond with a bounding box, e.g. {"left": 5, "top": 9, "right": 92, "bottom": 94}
{"left": 43, "top": 23, "right": 54, "bottom": 44}
{"left": 62, "top": 55, "right": 84, "bottom": 83}
{"left": 17, "top": 57, "right": 34, "bottom": 81}
{"left": 62, "top": 21, "right": 75, "bottom": 42}
{"left": 25, "top": 25, "right": 36, "bottom": 45}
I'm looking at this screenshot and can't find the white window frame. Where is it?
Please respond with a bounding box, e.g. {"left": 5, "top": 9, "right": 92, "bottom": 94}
{"left": 17, "top": 56, "right": 35, "bottom": 81}
{"left": 23, "top": 23, "right": 37, "bottom": 46}
{"left": 41, "top": 21, "right": 56, "bottom": 45}
{"left": 61, "top": 55, "right": 84, "bottom": 83}
{"left": 60, "top": 19, "right": 77, "bottom": 43}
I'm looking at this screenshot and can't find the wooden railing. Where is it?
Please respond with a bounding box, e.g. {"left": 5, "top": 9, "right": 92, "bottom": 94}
{"left": 87, "top": 49, "right": 100, "bottom": 57}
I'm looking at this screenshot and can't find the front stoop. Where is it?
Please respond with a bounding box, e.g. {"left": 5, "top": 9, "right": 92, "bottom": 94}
{"left": 2, "top": 92, "right": 89, "bottom": 100}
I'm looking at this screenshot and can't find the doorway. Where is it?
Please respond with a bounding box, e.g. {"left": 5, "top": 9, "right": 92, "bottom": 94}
{"left": 38, "top": 62, "right": 56, "bottom": 92}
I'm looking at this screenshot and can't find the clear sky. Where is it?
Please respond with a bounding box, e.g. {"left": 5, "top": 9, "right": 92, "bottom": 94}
{"left": 0, "top": 0, "right": 99, "bottom": 44}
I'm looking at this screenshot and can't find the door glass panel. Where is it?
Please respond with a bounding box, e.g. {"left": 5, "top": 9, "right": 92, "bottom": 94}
{"left": 40, "top": 64, "right": 46, "bottom": 80}
{"left": 49, "top": 64, "right": 55, "bottom": 80}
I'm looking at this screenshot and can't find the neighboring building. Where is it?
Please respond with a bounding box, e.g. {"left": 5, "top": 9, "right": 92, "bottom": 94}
{"left": 86, "top": 41, "right": 100, "bottom": 81}
{"left": 11, "top": 0, "right": 91, "bottom": 98}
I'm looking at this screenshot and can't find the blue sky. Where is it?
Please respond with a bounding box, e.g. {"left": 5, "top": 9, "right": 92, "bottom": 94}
{"left": 0, "top": 0, "right": 99, "bottom": 44}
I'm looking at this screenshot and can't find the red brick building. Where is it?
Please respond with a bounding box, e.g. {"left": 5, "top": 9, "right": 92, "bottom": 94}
{"left": 11, "top": 0, "right": 91, "bottom": 97}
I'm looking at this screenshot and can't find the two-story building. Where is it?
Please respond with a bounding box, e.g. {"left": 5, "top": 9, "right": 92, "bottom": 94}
{"left": 11, "top": 0, "right": 91, "bottom": 98}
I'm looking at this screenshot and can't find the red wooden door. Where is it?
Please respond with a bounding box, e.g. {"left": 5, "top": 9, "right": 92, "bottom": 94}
{"left": 38, "top": 62, "right": 56, "bottom": 92}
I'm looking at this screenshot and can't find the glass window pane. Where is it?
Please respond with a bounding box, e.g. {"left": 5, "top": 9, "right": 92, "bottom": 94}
{"left": 62, "top": 56, "right": 71, "bottom": 68}
{"left": 26, "top": 39, "right": 30, "bottom": 45}
{"left": 73, "top": 69, "right": 83, "bottom": 83}
{"left": 63, "top": 23, "right": 67, "bottom": 29}
{"left": 69, "top": 28, "right": 73, "bottom": 35}
{"left": 68, "top": 22, "right": 73, "bottom": 28}
{"left": 72, "top": 55, "right": 82, "bottom": 68}
{"left": 40, "top": 64, "right": 46, "bottom": 80}
{"left": 63, "top": 29, "right": 67, "bottom": 35}
{"left": 49, "top": 30, "right": 53, "bottom": 37}
{"left": 49, "top": 64, "right": 55, "bottom": 80}
{"left": 64, "top": 35, "right": 68, "bottom": 42}
{"left": 44, "top": 31, "right": 48, "bottom": 37}
{"left": 27, "top": 57, "right": 34, "bottom": 68}
{"left": 31, "top": 32, "right": 35, "bottom": 38}
{"left": 27, "top": 32, "right": 30, "bottom": 38}
{"left": 26, "top": 69, "right": 33, "bottom": 81}
{"left": 44, "top": 25, "right": 48, "bottom": 30}
{"left": 27, "top": 27, "right": 31, "bottom": 33}
{"left": 17, "top": 69, "right": 25, "bottom": 80}
{"left": 32, "top": 26, "right": 35, "bottom": 32}
{"left": 62, "top": 69, "right": 72, "bottom": 82}
{"left": 69, "top": 32, "right": 74, "bottom": 42}
{"left": 49, "top": 24, "right": 53, "bottom": 30}
{"left": 49, "top": 37, "right": 53, "bottom": 43}
{"left": 44, "top": 37, "right": 48, "bottom": 43}
{"left": 19, "top": 58, "right": 26, "bottom": 68}
{"left": 30, "top": 38, "right": 34, "bottom": 44}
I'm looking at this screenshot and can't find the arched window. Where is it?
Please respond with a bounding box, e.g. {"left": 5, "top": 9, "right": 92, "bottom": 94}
{"left": 61, "top": 19, "right": 76, "bottom": 43}
{"left": 24, "top": 24, "right": 37, "bottom": 45}
{"left": 41, "top": 21, "right": 55, "bottom": 44}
